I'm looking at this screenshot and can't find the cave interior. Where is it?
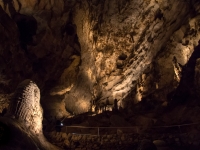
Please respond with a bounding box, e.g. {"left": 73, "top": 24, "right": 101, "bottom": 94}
{"left": 0, "top": 0, "right": 200, "bottom": 149}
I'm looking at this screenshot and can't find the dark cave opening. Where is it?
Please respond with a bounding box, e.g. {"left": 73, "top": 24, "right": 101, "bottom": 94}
{"left": 13, "top": 13, "right": 37, "bottom": 51}
{"left": 172, "top": 41, "right": 200, "bottom": 103}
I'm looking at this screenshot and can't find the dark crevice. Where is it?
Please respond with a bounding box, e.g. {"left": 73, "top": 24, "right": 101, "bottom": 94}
{"left": 4, "top": 0, "right": 37, "bottom": 55}
{"left": 172, "top": 41, "right": 200, "bottom": 103}
{"left": 118, "top": 53, "right": 127, "bottom": 60}
{"left": 0, "top": 121, "right": 10, "bottom": 145}
{"left": 61, "top": 11, "right": 81, "bottom": 56}
{"left": 13, "top": 13, "right": 37, "bottom": 49}
{"left": 65, "top": 24, "right": 75, "bottom": 35}
{"left": 154, "top": 9, "right": 163, "bottom": 20}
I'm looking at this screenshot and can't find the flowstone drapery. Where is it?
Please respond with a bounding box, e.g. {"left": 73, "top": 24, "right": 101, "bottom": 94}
{"left": 8, "top": 79, "right": 43, "bottom": 135}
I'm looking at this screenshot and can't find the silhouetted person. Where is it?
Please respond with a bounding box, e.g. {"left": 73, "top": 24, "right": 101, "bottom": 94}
{"left": 113, "top": 99, "right": 118, "bottom": 111}
{"left": 95, "top": 106, "right": 99, "bottom": 114}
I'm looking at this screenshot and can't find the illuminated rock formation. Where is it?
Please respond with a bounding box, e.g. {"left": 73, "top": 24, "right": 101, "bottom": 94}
{"left": 0, "top": 0, "right": 199, "bottom": 116}
{"left": 0, "top": 1, "right": 199, "bottom": 149}
{"left": 8, "top": 79, "right": 43, "bottom": 135}
{"left": 0, "top": 79, "right": 60, "bottom": 150}
{"left": 50, "top": 55, "right": 81, "bottom": 96}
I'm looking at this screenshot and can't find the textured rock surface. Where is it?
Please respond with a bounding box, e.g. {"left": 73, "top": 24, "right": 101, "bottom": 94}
{"left": 0, "top": 117, "right": 61, "bottom": 150}
{"left": 0, "top": 80, "right": 60, "bottom": 150}
{"left": 0, "top": 0, "right": 199, "bottom": 116}
{"left": 8, "top": 79, "right": 43, "bottom": 134}
{"left": 45, "top": 130, "right": 200, "bottom": 150}
{"left": 1, "top": 1, "right": 200, "bottom": 149}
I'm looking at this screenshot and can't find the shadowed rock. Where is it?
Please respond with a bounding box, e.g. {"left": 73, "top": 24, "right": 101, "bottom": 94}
{"left": 0, "top": 79, "right": 61, "bottom": 150}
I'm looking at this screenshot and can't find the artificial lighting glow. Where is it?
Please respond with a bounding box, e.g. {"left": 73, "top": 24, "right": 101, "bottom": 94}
{"left": 155, "top": 82, "right": 159, "bottom": 89}
{"left": 91, "top": 105, "right": 95, "bottom": 112}
{"left": 86, "top": 68, "right": 93, "bottom": 81}
{"left": 78, "top": 100, "right": 89, "bottom": 112}
{"left": 135, "top": 92, "right": 142, "bottom": 102}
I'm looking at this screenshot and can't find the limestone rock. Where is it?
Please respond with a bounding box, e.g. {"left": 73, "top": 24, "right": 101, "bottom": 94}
{"left": 0, "top": 0, "right": 199, "bottom": 117}
{"left": 7, "top": 79, "right": 43, "bottom": 135}
{"left": 1, "top": 79, "right": 60, "bottom": 150}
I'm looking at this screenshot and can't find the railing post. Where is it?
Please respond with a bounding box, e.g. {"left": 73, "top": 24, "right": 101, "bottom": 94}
{"left": 98, "top": 127, "right": 99, "bottom": 136}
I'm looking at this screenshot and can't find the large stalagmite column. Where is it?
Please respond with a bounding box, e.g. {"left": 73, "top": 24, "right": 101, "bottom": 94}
{"left": 8, "top": 79, "right": 43, "bottom": 135}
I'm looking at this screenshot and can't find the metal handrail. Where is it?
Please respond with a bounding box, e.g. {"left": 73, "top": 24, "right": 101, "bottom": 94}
{"left": 62, "top": 122, "right": 200, "bottom": 136}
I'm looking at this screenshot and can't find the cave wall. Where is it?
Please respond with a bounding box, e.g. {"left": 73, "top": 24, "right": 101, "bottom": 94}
{"left": 134, "top": 10, "right": 200, "bottom": 104}
{"left": 69, "top": 0, "right": 200, "bottom": 111}
{"left": 0, "top": 0, "right": 200, "bottom": 117}
{"left": 0, "top": 0, "right": 80, "bottom": 117}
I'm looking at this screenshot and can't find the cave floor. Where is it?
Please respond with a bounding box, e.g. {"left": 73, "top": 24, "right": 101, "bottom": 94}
{"left": 44, "top": 101, "right": 200, "bottom": 150}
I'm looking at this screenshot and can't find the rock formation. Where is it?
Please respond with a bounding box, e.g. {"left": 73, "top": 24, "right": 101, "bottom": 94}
{"left": 7, "top": 79, "right": 43, "bottom": 135}
{"left": 0, "top": 0, "right": 199, "bottom": 119}
{"left": 0, "top": 79, "right": 60, "bottom": 150}
{"left": 0, "top": 1, "right": 200, "bottom": 149}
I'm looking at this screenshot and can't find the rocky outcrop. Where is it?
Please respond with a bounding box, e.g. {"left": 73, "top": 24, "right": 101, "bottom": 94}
{"left": 0, "top": 1, "right": 81, "bottom": 116}
{"left": 0, "top": 0, "right": 200, "bottom": 116}
{"left": 7, "top": 79, "right": 43, "bottom": 134}
{"left": 67, "top": 0, "right": 200, "bottom": 113}
{"left": 113, "top": 1, "right": 200, "bottom": 105}
{"left": 0, "top": 117, "right": 61, "bottom": 150}
{"left": 0, "top": 79, "right": 60, "bottom": 150}
{"left": 50, "top": 55, "right": 81, "bottom": 96}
